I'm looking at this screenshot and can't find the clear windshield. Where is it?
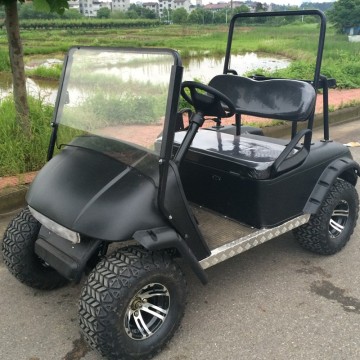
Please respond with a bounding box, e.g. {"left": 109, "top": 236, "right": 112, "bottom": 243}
{"left": 55, "top": 48, "right": 178, "bottom": 157}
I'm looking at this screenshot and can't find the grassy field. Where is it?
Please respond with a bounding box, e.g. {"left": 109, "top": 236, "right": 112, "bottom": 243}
{"left": 0, "top": 22, "right": 359, "bottom": 87}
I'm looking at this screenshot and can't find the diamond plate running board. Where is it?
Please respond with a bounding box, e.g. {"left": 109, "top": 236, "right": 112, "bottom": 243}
{"left": 200, "top": 214, "right": 310, "bottom": 269}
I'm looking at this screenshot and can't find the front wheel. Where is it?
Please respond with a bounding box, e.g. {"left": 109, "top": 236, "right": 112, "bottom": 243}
{"left": 293, "top": 179, "right": 359, "bottom": 255}
{"left": 79, "top": 246, "right": 187, "bottom": 360}
{"left": 2, "top": 207, "right": 68, "bottom": 289}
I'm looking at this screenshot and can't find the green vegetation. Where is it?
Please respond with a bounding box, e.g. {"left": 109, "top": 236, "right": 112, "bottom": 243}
{"left": 0, "top": 96, "right": 53, "bottom": 177}
{"left": 0, "top": 49, "right": 10, "bottom": 72}
{"left": 25, "top": 63, "right": 62, "bottom": 80}
{"left": 19, "top": 18, "right": 160, "bottom": 30}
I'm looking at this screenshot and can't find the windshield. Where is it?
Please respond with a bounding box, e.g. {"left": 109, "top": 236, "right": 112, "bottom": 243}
{"left": 54, "top": 47, "right": 180, "bottom": 167}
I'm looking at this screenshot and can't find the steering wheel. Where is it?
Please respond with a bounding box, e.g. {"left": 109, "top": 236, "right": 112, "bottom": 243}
{"left": 181, "top": 81, "right": 236, "bottom": 119}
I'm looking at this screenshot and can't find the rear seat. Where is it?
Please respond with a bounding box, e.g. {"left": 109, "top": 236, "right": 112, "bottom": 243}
{"left": 204, "top": 74, "right": 317, "bottom": 176}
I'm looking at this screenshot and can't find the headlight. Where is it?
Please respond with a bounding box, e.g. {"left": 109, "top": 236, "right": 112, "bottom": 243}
{"left": 29, "top": 207, "right": 81, "bottom": 244}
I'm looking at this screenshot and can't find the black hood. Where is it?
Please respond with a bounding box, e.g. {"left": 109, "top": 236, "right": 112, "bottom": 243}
{"left": 26, "top": 145, "right": 167, "bottom": 241}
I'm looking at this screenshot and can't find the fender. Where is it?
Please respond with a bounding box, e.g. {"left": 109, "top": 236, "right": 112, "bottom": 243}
{"left": 133, "top": 227, "right": 208, "bottom": 285}
{"left": 304, "top": 157, "right": 360, "bottom": 214}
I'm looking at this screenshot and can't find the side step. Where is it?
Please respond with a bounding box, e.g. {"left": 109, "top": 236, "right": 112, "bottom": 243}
{"left": 200, "top": 214, "right": 310, "bottom": 269}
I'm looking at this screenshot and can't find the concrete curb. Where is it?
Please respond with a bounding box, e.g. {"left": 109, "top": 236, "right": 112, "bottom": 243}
{"left": 1, "top": 106, "right": 360, "bottom": 217}
{"left": 0, "top": 185, "right": 28, "bottom": 218}
{"left": 263, "top": 105, "right": 360, "bottom": 138}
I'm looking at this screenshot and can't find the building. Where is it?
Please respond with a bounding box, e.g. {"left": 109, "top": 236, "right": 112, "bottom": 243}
{"left": 143, "top": 2, "right": 159, "bottom": 14}
{"left": 112, "top": 0, "right": 131, "bottom": 12}
{"left": 174, "top": 0, "right": 192, "bottom": 12}
{"left": 68, "top": 0, "right": 80, "bottom": 11}
{"left": 79, "top": 0, "right": 129, "bottom": 17}
{"left": 158, "top": 0, "right": 192, "bottom": 18}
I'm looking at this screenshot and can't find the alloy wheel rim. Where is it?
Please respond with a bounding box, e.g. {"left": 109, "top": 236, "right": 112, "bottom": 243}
{"left": 329, "top": 200, "right": 350, "bottom": 237}
{"left": 124, "top": 282, "right": 170, "bottom": 340}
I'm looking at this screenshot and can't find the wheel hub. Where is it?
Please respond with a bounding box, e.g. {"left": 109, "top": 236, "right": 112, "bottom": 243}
{"left": 329, "top": 200, "right": 350, "bottom": 238}
{"left": 124, "top": 283, "right": 170, "bottom": 341}
{"left": 130, "top": 297, "right": 144, "bottom": 310}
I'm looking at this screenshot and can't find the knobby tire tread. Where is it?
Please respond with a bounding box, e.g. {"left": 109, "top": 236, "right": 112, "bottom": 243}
{"left": 293, "top": 179, "right": 359, "bottom": 255}
{"left": 2, "top": 207, "right": 67, "bottom": 290}
{"left": 79, "top": 246, "right": 186, "bottom": 360}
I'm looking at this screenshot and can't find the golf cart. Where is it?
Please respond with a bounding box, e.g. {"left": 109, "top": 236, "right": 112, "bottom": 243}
{"left": 2, "top": 10, "right": 359, "bottom": 360}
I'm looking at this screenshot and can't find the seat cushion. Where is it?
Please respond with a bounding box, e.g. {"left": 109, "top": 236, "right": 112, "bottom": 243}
{"left": 174, "top": 129, "right": 296, "bottom": 180}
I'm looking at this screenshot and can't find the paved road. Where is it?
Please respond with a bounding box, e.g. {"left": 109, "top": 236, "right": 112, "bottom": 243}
{"left": 1, "top": 121, "right": 360, "bottom": 360}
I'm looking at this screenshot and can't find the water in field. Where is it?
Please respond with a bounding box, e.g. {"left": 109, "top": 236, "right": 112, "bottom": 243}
{"left": 0, "top": 53, "right": 290, "bottom": 104}
{"left": 182, "top": 52, "right": 290, "bottom": 82}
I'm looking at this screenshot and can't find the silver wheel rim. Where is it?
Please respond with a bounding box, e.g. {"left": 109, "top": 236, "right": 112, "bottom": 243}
{"left": 329, "top": 200, "right": 350, "bottom": 237}
{"left": 124, "top": 282, "right": 170, "bottom": 340}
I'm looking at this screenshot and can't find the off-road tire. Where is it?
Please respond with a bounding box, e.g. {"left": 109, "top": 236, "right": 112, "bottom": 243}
{"left": 79, "top": 246, "right": 187, "bottom": 360}
{"left": 2, "top": 207, "right": 68, "bottom": 289}
{"left": 293, "top": 179, "right": 359, "bottom": 255}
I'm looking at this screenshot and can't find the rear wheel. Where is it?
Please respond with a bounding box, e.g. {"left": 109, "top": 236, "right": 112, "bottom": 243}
{"left": 2, "top": 207, "right": 68, "bottom": 289}
{"left": 293, "top": 179, "right": 359, "bottom": 255}
{"left": 79, "top": 246, "right": 187, "bottom": 360}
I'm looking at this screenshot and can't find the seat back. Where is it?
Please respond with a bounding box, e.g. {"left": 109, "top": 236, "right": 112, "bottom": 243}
{"left": 208, "top": 74, "right": 316, "bottom": 122}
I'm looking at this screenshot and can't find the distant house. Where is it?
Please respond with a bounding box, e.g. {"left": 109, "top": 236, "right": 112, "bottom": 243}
{"left": 203, "top": 3, "right": 229, "bottom": 11}
{"left": 174, "top": 0, "right": 192, "bottom": 11}
{"left": 112, "top": 0, "right": 131, "bottom": 13}
{"left": 203, "top": 1, "right": 255, "bottom": 12}
{"left": 143, "top": 1, "right": 159, "bottom": 14}
{"left": 79, "top": 0, "right": 130, "bottom": 16}
{"left": 345, "top": 26, "right": 360, "bottom": 42}
{"left": 344, "top": 26, "right": 360, "bottom": 36}
{"left": 69, "top": 1, "right": 80, "bottom": 11}
{"left": 158, "top": 0, "right": 192, "bottom": 18}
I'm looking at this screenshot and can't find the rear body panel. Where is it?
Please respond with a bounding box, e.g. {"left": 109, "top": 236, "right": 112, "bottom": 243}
{"left": 178, "top": 130, "right": 352, "bottom": 228}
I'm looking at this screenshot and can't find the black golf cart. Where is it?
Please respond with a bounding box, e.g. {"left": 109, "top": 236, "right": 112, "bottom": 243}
{"left": 2, "top": 10, "right": 359, "bottom": 360}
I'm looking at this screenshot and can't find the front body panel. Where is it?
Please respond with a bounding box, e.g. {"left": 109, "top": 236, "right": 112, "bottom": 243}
{"left": 27, "top": 143, "right": 167, "bottom": 241}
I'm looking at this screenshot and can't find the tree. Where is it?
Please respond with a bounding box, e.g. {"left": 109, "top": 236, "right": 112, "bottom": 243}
{"left": 162, "top": 8, "right": 172, "bottom": 23}
{"left": 125, "top": 4, "right": 157, "bottom": 19}
{"left": 97, "top": 7, "right": 111, "bottom": 19}
{"left": 233, "top": 5, "right": 250, "bottom": 13}
{"left": 187, "top": 8, "right": 212, "bottom": 24}
{"left": 19, "top": 3, "right": 82, "bottom": 19}
{"left": 255, "top": 2, "right": 267, "bottom": 12}
{"left": 0, "top": 0, "right": 69, "bottom": 136}
{"left": 172, "top": 8, "right": 188, "bottom": 24}
{"left": 110, "top": 10, "right": 127, "bottom": 19}
{"left": 327, "top": 0, "right": 360, "bottom": 33}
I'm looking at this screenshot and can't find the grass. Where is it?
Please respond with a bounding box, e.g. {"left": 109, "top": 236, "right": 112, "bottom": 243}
{"left": 0, "top": 96, "right": 53, "bottom": 177}
{"left": 26, "top": 63, "right": 63, "bottom": 80}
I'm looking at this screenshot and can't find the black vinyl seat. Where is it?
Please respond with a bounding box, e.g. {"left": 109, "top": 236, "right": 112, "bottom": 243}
{"left": 208, "top": 75, "right": 316, "bottom": 121}
{"left": 207, "top": 74, "right": 317, "bottom": 177}
{"left": 174, "top": 130, "right": 291, "bottom": 180}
